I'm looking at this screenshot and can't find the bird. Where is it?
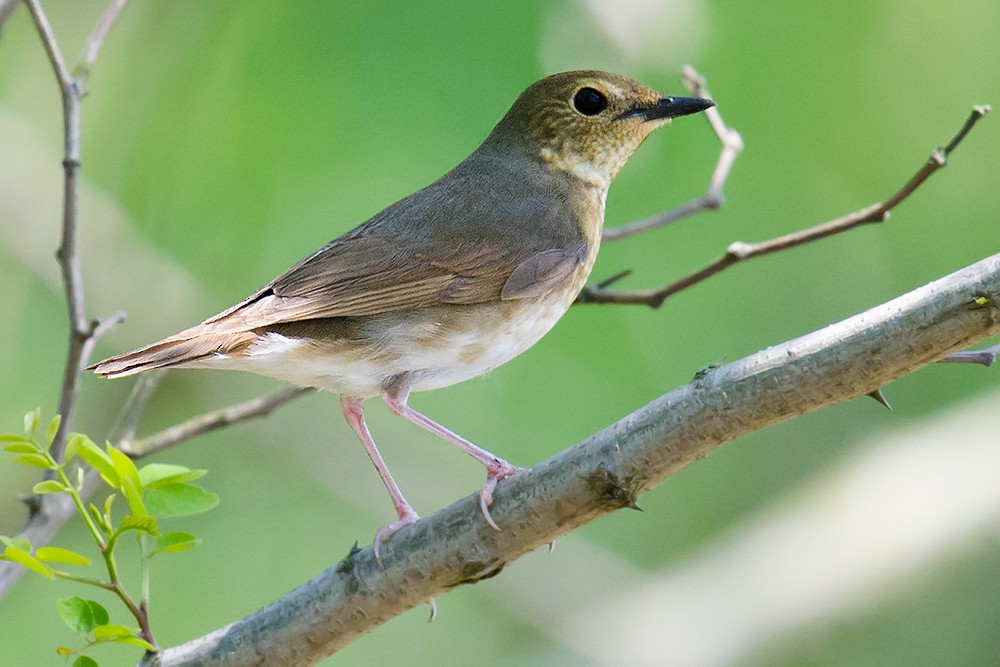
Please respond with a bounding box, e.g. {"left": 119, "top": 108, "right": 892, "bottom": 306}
{"left": 91, "top": 71, "right": 713, "bottom": 556}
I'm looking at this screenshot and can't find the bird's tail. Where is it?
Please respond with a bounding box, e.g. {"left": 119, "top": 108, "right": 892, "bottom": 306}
{"left": 90, "top": 329, "right": 253, "bottom": 378}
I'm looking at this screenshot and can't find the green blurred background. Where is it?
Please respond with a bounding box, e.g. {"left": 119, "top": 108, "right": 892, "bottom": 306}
{"left": 1, "top": 1, "right": 998, "bottom": 665}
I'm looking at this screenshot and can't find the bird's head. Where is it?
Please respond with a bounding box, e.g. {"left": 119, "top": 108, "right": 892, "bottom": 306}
{"left": 486, "top": 71, "right": 713, "bottom": 189}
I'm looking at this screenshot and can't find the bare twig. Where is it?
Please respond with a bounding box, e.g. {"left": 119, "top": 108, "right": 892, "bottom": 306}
{"left": 80, "top": 0, "right": 128, "bottom": 74}
{"left": 121, "top": 386, "right": 315, "bottom": 458}
{"left": 581, "top": 104, "right": 992, "bottom": 307}
{"left": 148, "top": 252, "right": 1000, "bottom": 667}
{"left": 603, "top": 66, "right": 744, "bottom": 241}
{"left": 939, "top": 342, "right": 1000, "bottom": 366}
{"left": 0, "top": 0, "right": 21, "bottom": 31}
{"left": 108, "top": 370, "right": 166, "bottom": 444}
{"left": 23, "top": 0, "right": 127, "bottom": 463}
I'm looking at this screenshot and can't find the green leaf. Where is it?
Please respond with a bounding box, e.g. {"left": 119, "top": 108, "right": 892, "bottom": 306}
{"left": 3, "top": 442, "right": 38, "bottom": 453}
{"left": 92, "top": 623, "right": 135, "bottom": 640}
{"left": 138, "top": 463, "right": 206, "bottom": 490}
{"left": 0, "top": 433, "right": 30, "bottom": 442}
{"left": 32, "top": 480, "right": 68, "bottom": 495}
{"left": 111, "top": 635, "right": 156, "bottom": 651}
{"left": 36, "top": 547, "right": 91, "bottom": 566}
{"left": 1, "top": 535, "right": 32, "bottom": 551}
{"left": 3, "top": 546, "right": 55, "bottom": 580}
{"left": 73, "top": 656, "right": 99, "bottom": 667}
{"left": 46, "top": 414, "right": 62, "bottom": 446}
{"left": 73, "top": 437, "right": 120, "bottom": 488}
{"left": 63, "top": 433, "right": 84, "bottom": 461}
{"left": 103, "top": 494, "right": 116, "bottom": 524}
{"left": 122, "top": 478, "right": 148, "bottom": 518}
{"left": 151, "top": 531, "right": 201, "bottom": 556}
{"left": 119, "top": 515, "right": 159, "bottom": 536}
{"left": 56, "top": 597, "right": 109, "bottom": 635}
{"left": 24, "top": 408, "right": 41, "bottom": 436}
{"left": 144, "top": 483, "right": 219, "bottom": 518}
{"left": 89, "top": 503, "right": 111, "bottom": 535}
{"left": 13, "top": 453, "right": 54, "bottom": 470}
{"left": 108, "top": 447, "right": 141, "bottom": 490}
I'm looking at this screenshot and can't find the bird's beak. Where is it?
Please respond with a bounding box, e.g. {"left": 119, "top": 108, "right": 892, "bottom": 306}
{"left": 619, "top": 96, "right": 715, "bottom": 121}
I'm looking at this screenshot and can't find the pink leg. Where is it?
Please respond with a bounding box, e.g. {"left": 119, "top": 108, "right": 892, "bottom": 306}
{"left": 381, "top": 384, "right": 523, "bottom": 530}
{"left": 341, "top": 396, "right": 419, "bottom": 560}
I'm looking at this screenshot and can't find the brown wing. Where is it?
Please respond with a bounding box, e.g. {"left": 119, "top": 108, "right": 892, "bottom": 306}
{"left": 199, "top": 189, "right": 587, "bottom": 334}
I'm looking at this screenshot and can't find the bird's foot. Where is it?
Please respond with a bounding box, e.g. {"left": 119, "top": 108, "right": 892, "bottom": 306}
{"left": 478, "top": 460, "right": 525, "bottom": 530}
{"left": 373, "top": 507, "right": 420, "bottom": 563}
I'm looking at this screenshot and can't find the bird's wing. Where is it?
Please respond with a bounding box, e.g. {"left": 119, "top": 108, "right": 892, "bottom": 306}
{"left": 199, "top": 195, "right": 587, "bottom": 334}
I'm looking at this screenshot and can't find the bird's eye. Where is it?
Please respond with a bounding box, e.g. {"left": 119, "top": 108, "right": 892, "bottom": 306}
{"left": 572, "top": 87, "right": 608, "bottom": 116}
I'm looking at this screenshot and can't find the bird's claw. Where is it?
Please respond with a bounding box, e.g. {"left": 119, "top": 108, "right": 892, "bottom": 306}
{"left": 478, "top": 461, "right": 524, "bottom": 530}
{"left": 373, "top": 509, "right": 420, "bottom": 563}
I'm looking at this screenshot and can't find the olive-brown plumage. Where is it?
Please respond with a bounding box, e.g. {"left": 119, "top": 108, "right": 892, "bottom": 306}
{"left": 92, "top": 71, "right": 712, "bottom": 552}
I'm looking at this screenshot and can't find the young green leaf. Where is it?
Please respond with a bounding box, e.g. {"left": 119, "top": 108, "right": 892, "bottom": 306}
{"left": 56, "top": 596, "right": 109, "bottom": 635}
{"left": 122, "top": 478, "right": 148, "bottom": 518}
{"left": 35, "top": 547, "right": 91, "bottom": 566}
{"left": 0, "top": 433, "right": 31, "bottom": 442}
{"left": 89, "top": 503, "right": 112, "bottom": 535}
{"left": 24, "top": 408, "right": 41, "bottom": 436}
{"left": 108, "top": 447, "right": 141, "bottom": 491}
{"left": 3, "top": 442, "right": 39, "bottom": 453}
{"left": 1, "top": 535, "right": 32, "bottom": 551}
{"left": 92, "top": 623, "right": 135, "bottom": 640}
{"left": 119, "top": 515, "right": 159, "bottom": 536}
{"left": 151, "top": 531, "right": 201, "bottom": 556}
{"left": 103, "top": 494, "right": 116, "bottom": 524}
{"left": 3, "top": 546, "right": 55, "bottom": 580}
{"left": 138, "top": 463, "right": 207, "bottom": 489}
{"left": 73, "top": 437, "right": 120, "bottom": 487}
{"left": 32, "top": 480, "right": 68, "bottom": 495}
{"left": 72, "top": 655, "right": 99, "bottom": 667}
{"left": 46, "top": 414, "right": 62, "bottom": 446}
{"left": 144, "top": 483, "right": 219, "bottom": 518}
{"left": 13, "top": 453, "right": 54, "bottom": 470}
{"left": 112, "top": 635, "right": 156, "bottom": 651}
{"left": 64, "top": 433, "right": 85, "bottom": 461}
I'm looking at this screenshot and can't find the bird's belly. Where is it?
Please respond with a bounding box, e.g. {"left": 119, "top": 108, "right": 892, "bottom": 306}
{"left": 221, "top": 290, "right": 578, "bottom": 397}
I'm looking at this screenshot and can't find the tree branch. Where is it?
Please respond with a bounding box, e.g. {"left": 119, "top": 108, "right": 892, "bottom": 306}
{"left": 145, "top": 253, "right": 1000, "bottom": 667}
{"left": 580, "top": 104, "right": 991, "bottom": 307}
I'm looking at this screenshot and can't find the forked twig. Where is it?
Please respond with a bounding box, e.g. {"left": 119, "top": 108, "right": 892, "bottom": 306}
{"left": 603, "top": 66, "right": 744, "bottom": 241}
{"left": 580, "top": 104, "right": 991, "bottom": 307}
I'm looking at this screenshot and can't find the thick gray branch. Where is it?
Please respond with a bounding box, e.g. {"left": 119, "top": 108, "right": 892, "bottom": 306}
{"left": 145, "top": 253, "right": 1000, "bottom": 667}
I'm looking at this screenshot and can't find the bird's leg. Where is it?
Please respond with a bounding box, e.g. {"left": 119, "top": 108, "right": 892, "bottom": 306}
{"left": 381, "top": 383, "right": 523, "bottom": 531}
{"left": 340, "top": 396, "right": 420, "bottom": 561}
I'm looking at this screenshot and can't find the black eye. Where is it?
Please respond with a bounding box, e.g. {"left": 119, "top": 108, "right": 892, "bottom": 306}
{"left": 573, "top": 87, "right": 608, "bottom": 116}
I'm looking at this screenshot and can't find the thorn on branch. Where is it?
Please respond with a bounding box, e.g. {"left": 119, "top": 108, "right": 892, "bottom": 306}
{"left": 866, "top": 388, "right": 893, "bottom": 411}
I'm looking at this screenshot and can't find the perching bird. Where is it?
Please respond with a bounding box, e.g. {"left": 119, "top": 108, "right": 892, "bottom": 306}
{"left": 92, "top": 71, "right": 712, "bottom": 554}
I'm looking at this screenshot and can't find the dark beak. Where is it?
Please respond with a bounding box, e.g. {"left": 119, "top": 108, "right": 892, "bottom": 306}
{"left": 619, "top": 96, "right": 715, "bottom": 121}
